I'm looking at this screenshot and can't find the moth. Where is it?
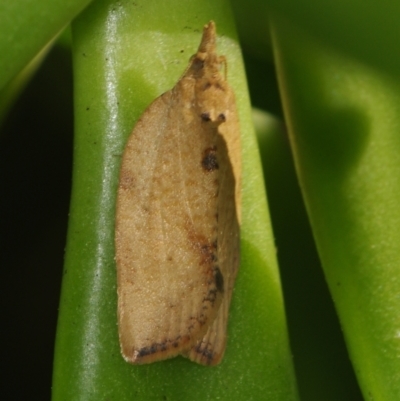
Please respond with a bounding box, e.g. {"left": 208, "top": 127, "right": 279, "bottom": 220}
{"left": 115, "top": 21, "right": 241, "bottom": 365}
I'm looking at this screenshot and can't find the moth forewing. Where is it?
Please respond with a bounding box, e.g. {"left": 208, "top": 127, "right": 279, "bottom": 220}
{"left": 115, "top": 21, "right": 241, "bottom": 366}
{"left": 190, "top": 109, "right": 241, "bottom": 365}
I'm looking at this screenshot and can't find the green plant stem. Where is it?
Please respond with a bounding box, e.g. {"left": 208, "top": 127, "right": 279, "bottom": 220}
{"left": 52, "top": 0, "right": 299, "bottom": 399}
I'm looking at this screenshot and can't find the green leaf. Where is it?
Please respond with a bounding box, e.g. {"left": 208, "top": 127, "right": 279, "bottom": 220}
{"left": 232, "top": 0, "right": 400, "bottom": 77}
{"left": 52, "top": 0, "right": 299, "bottom": 400}
{"left": 271, "top": 19, "right": 400, "bottom": 401}
{"left": 0, "top": 0, "right": 93, "bottom": 89}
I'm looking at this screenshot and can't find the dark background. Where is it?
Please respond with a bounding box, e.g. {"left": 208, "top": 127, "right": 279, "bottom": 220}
{"left": 1, "top": 46, "right": 73, "bottom": 400}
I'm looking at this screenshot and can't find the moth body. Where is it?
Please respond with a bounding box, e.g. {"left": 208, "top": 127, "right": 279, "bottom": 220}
{"left": 115, "top": 21, "right": 241, "bottom": 365}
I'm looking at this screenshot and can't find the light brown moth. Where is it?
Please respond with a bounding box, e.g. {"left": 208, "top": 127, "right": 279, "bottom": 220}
{"left": 115, "top": 21, "right": 241, "bottom": 366}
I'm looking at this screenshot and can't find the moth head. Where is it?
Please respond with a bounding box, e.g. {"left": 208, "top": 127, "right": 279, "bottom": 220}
{"left": 200, "top": 110, "right": 227, "bottom": 126}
